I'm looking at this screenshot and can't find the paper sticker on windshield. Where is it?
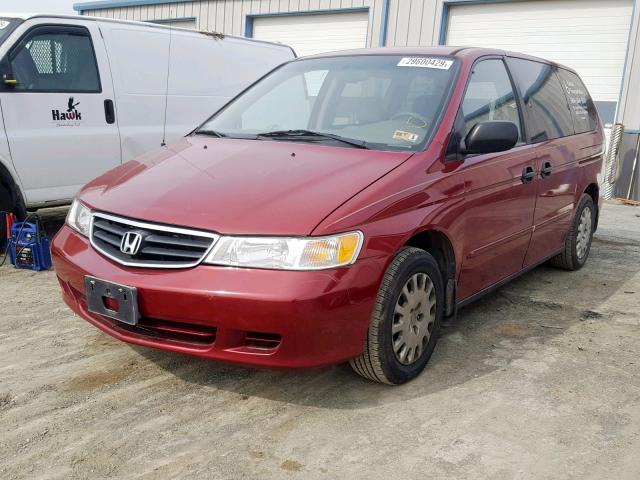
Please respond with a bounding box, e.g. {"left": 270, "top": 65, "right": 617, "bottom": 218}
{"left": 0, "top": 20, "right": 10, "bottom": 30}
{"left": 393, "top": 130, "right": 419, "bottom": 143}
{"left": 397, "top": 57, "right": 453, "bottom": 70}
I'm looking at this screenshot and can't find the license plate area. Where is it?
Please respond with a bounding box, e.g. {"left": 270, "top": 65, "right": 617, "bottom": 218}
{"left": 85, "top": 276, "right": 140, "bottom": 326}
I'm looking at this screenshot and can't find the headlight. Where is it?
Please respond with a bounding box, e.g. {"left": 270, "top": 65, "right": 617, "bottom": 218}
{"left": 204, "top": 231, "right": 363, "bottom": 270}
{"left": 66, "top": 199, "right": 92, "bottom": 237}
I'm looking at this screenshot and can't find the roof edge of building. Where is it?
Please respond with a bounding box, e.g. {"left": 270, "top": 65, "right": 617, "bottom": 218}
{"left": 73, "top": 0, "right": 194, "bottom": 13}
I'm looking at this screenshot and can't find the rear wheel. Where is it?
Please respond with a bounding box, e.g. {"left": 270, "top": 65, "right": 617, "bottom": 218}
{"left": 549, "top": 194, "right": 595, "bottom": 271}
{"left": 350, "top": 247, "right": 444, "bottom": 385}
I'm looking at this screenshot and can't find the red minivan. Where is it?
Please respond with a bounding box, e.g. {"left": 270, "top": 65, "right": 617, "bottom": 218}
{"left": 52, "top": 47, "right": 604, "bottom": 384}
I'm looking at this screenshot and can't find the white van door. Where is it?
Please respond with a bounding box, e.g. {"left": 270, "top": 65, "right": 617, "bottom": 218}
{"left": 0, "top": 20, "right": 121, "bottom": 205}
{"left": 97, "top": 21, "right": 170, "bottom": 161}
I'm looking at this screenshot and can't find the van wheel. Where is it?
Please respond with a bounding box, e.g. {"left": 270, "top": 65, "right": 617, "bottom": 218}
{"left": 0, "top": 184, "right": 11, "bottom": 214}
{"left": 549, "top": 194, "right": 595, "bottom": 271}
{"left": 0, "top": 184, "right": 12, "bottom": 248}
{"left": 350, "top": 247, "right": 444, "bottom": 385}
{"left": 0, "top": 181, "right": 26, "bottom": 245}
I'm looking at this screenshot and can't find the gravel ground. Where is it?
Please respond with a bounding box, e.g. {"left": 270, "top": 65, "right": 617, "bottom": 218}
{"left": 1, "top": 201, "right": 639, "bottom": 480}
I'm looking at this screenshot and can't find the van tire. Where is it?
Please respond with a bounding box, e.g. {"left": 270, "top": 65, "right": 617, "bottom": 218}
{"left": 549, "top": 194, "right": 595, "bottom": 271}
{"left": 0, "top": 184, "right": 12, "bottom": 248}
{"left": 349, "top": 247, "right": 444, "bottom": 385}
{"left": 0, "top": 179, "right": 26, "bottom": 245}
{"left": 0, "top": 184, "right": 11, "bottom": 214}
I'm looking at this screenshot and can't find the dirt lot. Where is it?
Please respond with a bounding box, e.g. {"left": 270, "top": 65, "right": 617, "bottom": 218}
{"left": 1, "top": 201, "right": 639, "bottom": 479}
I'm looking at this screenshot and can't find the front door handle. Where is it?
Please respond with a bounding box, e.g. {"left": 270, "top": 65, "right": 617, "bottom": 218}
{"left": 521, "top": 165, "right": 536, "bottom": 184}
{"left": 540, "top": 161, "right": 552, "bottom": 178}
{"left": 104, "top": 99, "right": 115, "bottom": 124}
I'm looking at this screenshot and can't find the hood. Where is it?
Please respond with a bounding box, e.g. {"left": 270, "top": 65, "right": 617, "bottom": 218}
{"left": 79, "top": 137, "right": 413, "bottom": 235}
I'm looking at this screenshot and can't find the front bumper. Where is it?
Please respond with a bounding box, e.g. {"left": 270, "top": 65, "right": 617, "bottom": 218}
{"left": 52, "top": 226, "right": 386, "bottom": 368}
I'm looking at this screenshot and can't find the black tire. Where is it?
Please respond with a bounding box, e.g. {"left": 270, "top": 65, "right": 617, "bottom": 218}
{"left": 350, "top": 247, "right": 444, "bottom": 385}
{"left": 0, "top": 183, "right": 12, "bottom": 249}
{"left": 549, "top": 194, "right": 595, "bottom": 271}
{"left": 0, "top": 184, "right": 11, "bottom": 214}
{"left": 0, "top": 179, "right": 26, "bottom": 249}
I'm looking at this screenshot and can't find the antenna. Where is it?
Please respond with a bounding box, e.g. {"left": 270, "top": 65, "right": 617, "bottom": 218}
{"left": 160, "top": 9, "right": 173, "bottom": 147}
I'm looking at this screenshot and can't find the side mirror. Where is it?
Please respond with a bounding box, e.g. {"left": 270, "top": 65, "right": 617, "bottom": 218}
{"left": 462, "top": 121, "right": 518, "bottom": 155}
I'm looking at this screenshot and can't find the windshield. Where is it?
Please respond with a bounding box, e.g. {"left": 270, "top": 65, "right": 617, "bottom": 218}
{"left": 197, "top": 55, "right": 459, "bottom": 151}
{"left": 0, "top": 18, "right": 22, "bottom": 46}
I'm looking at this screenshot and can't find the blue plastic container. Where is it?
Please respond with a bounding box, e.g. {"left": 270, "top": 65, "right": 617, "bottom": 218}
{"left": 8, "top": 222, "right": 52, "bottom": 271}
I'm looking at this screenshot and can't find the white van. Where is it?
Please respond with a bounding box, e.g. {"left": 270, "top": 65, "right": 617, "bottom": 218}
{"left": 0, "top": 14, "right": 295, "bottom": 221}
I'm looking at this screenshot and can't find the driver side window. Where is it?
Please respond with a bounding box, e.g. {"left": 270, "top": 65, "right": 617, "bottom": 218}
{"left": 462, "top": 59, "right": 522, "bottom": 143}
{"left": 9, "top": 26, "right": 101, "bottom": 93}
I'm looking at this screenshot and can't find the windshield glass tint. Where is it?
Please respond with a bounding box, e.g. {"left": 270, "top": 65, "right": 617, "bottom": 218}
{"left": 0, "top": 18, "right": 22, "bottom": 46}
{"left": 198, "top": 55, "right": 458, "bottom": 151}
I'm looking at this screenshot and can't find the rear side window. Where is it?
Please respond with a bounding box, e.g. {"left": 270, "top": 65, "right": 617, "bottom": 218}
{"left": 9, "top": 26, "right": 101, "bottom": 93}
{"left": 507, "top": 57, "right": 574, "bottom": 143}
{"left": 461, "top": 58, "right": 522, "bottom": 143}
{"left": 557, "top": 69, "right": 598, "bottom": 134}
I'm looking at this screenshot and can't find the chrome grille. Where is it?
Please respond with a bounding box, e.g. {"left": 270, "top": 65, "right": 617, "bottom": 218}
{"left": 90, "top": 212, "right": 218, "bottom": 268}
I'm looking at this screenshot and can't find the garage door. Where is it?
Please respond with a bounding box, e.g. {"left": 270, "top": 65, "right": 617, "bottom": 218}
{"left": 446, "top": 0, "right": 633, "bottom": 127}
{"left": 252, "top": 11, "right": 369, "bottom": 57}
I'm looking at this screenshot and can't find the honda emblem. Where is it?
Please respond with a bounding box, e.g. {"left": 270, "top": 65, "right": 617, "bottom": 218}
{"left": 120, "top": 231, "right": 142, "bottom": 255}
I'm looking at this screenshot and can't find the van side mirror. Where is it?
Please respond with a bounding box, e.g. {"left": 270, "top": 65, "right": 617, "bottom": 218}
{"left": 462, "top": 121, "right": 518, "bottom": 155}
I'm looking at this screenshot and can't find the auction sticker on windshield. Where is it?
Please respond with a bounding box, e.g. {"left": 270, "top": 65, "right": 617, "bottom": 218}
{"left": 397, "top": 57, "right": 453, "bottom": 70}
{"left": 393, "top": 130, "right": 419, "bottom": 143}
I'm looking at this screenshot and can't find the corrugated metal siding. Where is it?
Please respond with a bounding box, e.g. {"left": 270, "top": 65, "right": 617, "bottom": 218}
{"left": 618, "top": 1, "right": 640, "bottom": 129}
{"left": 81, "top": 0, "right": 391, "bottom": 47}
{"left": 386, "top": 0, "right": 438, "bottom": 46}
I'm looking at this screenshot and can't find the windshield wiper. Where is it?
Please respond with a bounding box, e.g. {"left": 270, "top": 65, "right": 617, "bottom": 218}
{"left": 257, "top": 129, "right": 369, "bottom": 149}
{"left": 194, "top": 129, "right": 227, "bottom": 138}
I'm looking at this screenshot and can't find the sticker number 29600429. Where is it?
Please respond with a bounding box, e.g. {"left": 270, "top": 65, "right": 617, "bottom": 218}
{"left": 397, "top": 57, "right": 454, "bottom": 70}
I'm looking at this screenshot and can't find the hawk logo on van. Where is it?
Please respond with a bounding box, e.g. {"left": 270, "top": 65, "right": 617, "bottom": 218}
{"left": 52, "top": 97, "right": 82, "bottom": 123}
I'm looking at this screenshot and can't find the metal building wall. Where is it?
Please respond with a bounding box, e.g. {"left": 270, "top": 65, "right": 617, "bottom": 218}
{"left": 384, "top": 0, "right": 439, "bottom": 46}
{"left": 615, "top": 1, "right": 640, "bottom": 199}
{"left": 80, "top": 0, "right": 447, "bottom": 47}
{"left": 81, "top": 0, "right": 390, "bottom": 48}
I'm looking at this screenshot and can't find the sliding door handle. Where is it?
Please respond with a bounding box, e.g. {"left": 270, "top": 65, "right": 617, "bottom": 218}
{"left": 521, "top": 165, "right": 536, "bottom": 184}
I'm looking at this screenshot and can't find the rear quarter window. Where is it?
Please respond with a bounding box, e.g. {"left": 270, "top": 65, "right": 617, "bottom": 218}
{"left": 507, "top": 57, "right": 574, "bottom": 143}
{"left": 557, "top": 69, "right": 598, "bottom": 134}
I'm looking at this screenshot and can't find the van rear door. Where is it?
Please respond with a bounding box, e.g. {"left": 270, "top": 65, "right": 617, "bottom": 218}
{"left": 0, "top": 19, "right": 121, "bottom": 205}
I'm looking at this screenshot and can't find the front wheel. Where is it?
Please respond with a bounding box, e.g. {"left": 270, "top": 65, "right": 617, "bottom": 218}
{"left": 350, "top": 247, "right": 444, "bottom": 385}
{"left": 549, "top": 194, "right": 595, "bottom": 271}
{"left": 0, "top": 184, "right": 13, "bottom": 249}
{"left": 0, "top": 181, "right": 26, "bottom": 250}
